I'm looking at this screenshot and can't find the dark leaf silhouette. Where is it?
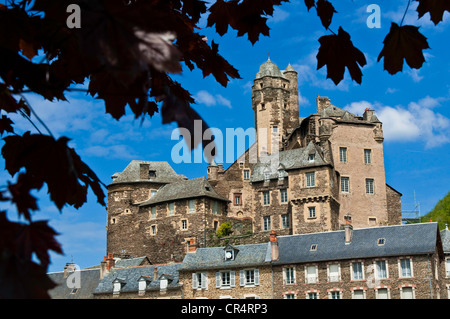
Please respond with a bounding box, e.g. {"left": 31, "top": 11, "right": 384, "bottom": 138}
{"left": 416, "top": 0, "right": 450, "bottom": 25}
{"left": 316, "top": 0, "right": 337, "bottom": 30}
{"left": 317, "top": 26, "right": 367, "bottom": 85}
{"left": 377, "top": 23, "right": 430, "bottom": 75}
{"left": 305, "top": 0, "right": 316, "bottom": 11}
{"left": 7, "top": 173, "right": 41, "bottom": 221}
{"left": 0, "top": 115, "right": 14, "bottom": 136}
{"left": 2, "top": 132, "right": 106, "bottom": 210}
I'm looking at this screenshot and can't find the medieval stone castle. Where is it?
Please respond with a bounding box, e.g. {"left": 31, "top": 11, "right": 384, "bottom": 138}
{"left": 105, "top": 57, "right": 403, "bottom": 265}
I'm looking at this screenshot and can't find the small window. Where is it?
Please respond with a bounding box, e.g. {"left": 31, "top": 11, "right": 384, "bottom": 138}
{"left": 341, "top": 177, "right": 349, "bottom": 193}
{"left": 307, "top": 292, "right": 318, "bottom": 299}
{"left": 306, "top": 172, "right": 315, "bottom": 187}
{"left": 150, "top": 190, "right": 157, "bottom": 198}
{"left": 263, "top": 216, "right": 271, "bottom": 231}
{"left": 263, "top": 191, "right": 270, "bottom": 205}
{"left": 310, "top": 244, "right": 317, "bottom": 251}
{"left": 364, "top": 149, "right": 372, "bottom": 164}
{"left": 280, "top": 189, "right": 288, "bottom": 203}
{"left": 281, "top": 214, "right": 289, "bottom": 229}
{"left": 366, "top": 178, "right": 374, "bottom": 194}
{"left": 70, "top": 288, "right": 78, "bottom": 295}
{"left": 151, "top": 206, "right": 156, "bottom": 219}
{"left": 339, "top": 147, "right": 347, "bottom": 163}
{"left": 272, "top": 126, "right": 278, "bottom": 133}
{"left": 234, "top": 194, "right": 242, "bottom": 206}
{"left": 149, "top": 170, "right": 156, "bottom": 178}
{"left": 377, "top": 238, "right": 385, "bottom": 246}
{"left": 151, "top": 225, "right": 156, "bottom": 235}
{"left": 225, "top": 250, "right": 234, "bottom": 261}
{"left": 308, "top": 154, "right": 315, "bottom": 162}
{"left": 308, "top": 207, "right": 316, "bottom": 219}
{"left": 182, "top": 220, "right": 188, "bottom": 230}
{"left": 243, "top": 169, "right": 250, "bottom": 180}
{"left": 168, "top": 202, "right": 175, "bottom": 216}
{"left": 285, "top": 267, "right": 295, "bottom": 285}
{"left": 261, "top": 103, "right": 265, "bottom": 110}
{"left": 189, "top": 199, "right": 195, "bottom": 212}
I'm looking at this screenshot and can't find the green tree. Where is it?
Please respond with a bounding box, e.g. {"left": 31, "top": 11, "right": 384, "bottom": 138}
{"left": 422, "top": 191, "right": 450, "bottom": 230}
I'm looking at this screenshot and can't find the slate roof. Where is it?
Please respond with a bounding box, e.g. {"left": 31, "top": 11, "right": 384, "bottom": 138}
{"left": 440, "top": 226, "right": 450, "bottom": 253}
{"left": 109, "top": 160, "right": 186, "bottom": 185}
{"left": 114, "top": 256, "right": 150, "bottom": 268}
{"left": 47, "top": 268, "right": 101, "bottom": 299}
{"left": 93, "top": 263, "right": 183, "bottom": 294}
{"left": 250, "top": 142, "right": 328, "bottom": 182}
{"left": 139, "top": 176, "right": 228, "bottom": 206}
{"left": 273, "top": 222, "right": 442, "bottom": 265}
{"left": 255, "top": 58, "right": 284, "bottom": 79}
{"left": 180, "top": 243, "right": 271, "bottom": 271}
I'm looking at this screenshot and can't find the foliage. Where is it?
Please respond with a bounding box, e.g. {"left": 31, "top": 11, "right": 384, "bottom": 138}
{"left": 422, "top": 191, "right": 450, "bottom": 230}
{"left": 0, "top": 0, "right": 447, "bottom": 298}
{"left": 216, "top": 222, "right": 232, "bottom": 238}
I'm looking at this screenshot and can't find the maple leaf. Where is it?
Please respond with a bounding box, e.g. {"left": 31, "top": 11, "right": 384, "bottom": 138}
{"left": 316, "top": 0, "right": 337, "bottom": 30}
{"left": 7, "top": 173, "right": 41, "bottom": 222}
{"left": 377, "top": 23, "right": 430, "bottom": 75}
{"left": 0, "top": 114, "right": 14, "bottom": 136}
{"left": 317, "top": 26, "right": 367, "bottom": 85}
{"left": 305, "top": 0, "right": 316, "bottom": 11}
{"left": 2, "top": 133, "right": 106, "bottom": 210}
{"left": 416, "top": 0, "right": 450, "bottom": 25}
{"left": 207, "top": 0, "right": 239, "bottom": 36}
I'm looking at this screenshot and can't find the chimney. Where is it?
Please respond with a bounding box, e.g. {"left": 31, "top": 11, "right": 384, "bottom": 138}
{"left": 344, "top": 220, "right": 353, "bottom": 245}
{"left": 63, "top": 263, "right": 76, "bottom": 278}
{"left": 363, "top": 108, "right": 375, "bottom": 121}
{"left": 153, "top": 267, "right": 158, "bottom": 281}
{"left": 100, "top": 258, "right": 107, "bottom": 280}
{"left": 139, "top": 163, "right": 150, "bottom": 179}
{"left": 270, "top": 230, "right": 279, "bottom": 261}
{"left": 106, "top": 253, "right": 115, "bottom": 271}
{"left": 188, "top": 238, "right": 197, "bottom": 253}
{"left": 316, "top": 96, "right": 331, "bottom": 114}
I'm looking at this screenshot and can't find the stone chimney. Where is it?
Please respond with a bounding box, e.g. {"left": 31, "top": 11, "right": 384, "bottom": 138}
{"left": 363, "top": 108, "right": 375, "bottom": 121}
{"left": 316, "top": 96, "right": 331, "bottom": 114}
{"left": 207, "top": 160, "right": 219, "bottom": 182}
{"left": 344, "top": 220, "right": 353, "bottom": 245}
{"left": 187, "top": 238, "right": 197, "bottom": 253}
{"left": 99, "top": 253, "right": 115, "bottom": 280}
{"left": 139, "top": 163, "right": 150, "bottom": 179}
{"left": 270, "top": 230, "right": 279, "bottom": 261}
{"left": 153, "top": 267, "right": 158, "bottom": 281}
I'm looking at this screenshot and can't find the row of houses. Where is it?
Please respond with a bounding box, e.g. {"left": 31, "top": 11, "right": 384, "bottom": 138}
{"left": 48, "top": 222, "right": 450, "bottom": 299}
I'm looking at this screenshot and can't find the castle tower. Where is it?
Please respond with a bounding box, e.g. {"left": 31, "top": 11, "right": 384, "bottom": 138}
{"left": 252, "top": 58, "right": 300, "bottom": 158}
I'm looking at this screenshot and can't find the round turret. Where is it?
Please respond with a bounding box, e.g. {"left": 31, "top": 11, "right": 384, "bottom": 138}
{"left": 255, "top": 57, "right": 284, "bottom": 79}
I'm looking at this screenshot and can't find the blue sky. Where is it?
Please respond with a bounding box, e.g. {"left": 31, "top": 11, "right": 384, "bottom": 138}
{"left": 1, "top": 1, "right": 449, "bottom": 273}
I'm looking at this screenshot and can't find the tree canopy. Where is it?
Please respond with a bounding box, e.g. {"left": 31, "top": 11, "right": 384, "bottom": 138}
{"left": 0, "top": 0, "right": 448, "bottom": 298}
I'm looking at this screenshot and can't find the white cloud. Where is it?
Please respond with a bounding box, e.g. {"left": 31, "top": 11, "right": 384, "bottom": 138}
{"left": 194, "top": 90, "right": 232, "bottom": 108}
{"left": 344, "top": 96, "right": 450, "bottom": 148}
{"left": 406, "top": 69, "right": 424, "bottom": 83}
{"left": 269, "top": 8, "right": 290, "bottom": 23}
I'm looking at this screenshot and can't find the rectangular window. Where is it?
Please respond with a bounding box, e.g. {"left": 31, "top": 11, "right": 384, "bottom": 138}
{"left": 189, "top": 199, "right": 195, "bottom": 212}
{"left": 366, "top": 178, "right": 374, "bottom": 194}
{"left": 446, "top": 258, "right": 450, "bottom": 277}
{"left": 400, "top": 258, "right": 412, "bottom": 278}
{"left": 341, "top": 177, "right": 349, "bottom": 193}
{"left": 285, "top": 294, "right": 296, "bottom": 299}
{"left": 150, "top": 190, "right": 157, "bottom": 198}
{"left": 280, "top": 189, "right": 288, "bottom": 203}
{"left": 353, "top": 290, "right": 364, "bottom": 299}
{"left": 216, "top": 271, "right": 235, "bottom": 288}
{"left": 285, "top": 267, "right": 295, "bottom": 285}
{"left": 272, "top": 126, "right": 278, "bottom": 133}
{"left": 192, "top": 273, "right": 207, "bottom": 290}
{"left": 263, "top": 191, "right": 270, "bottom": 205}
{"left": 330, "top": 291, "right": 341, "bottom": 299}
{"left": 151, "top": 225, "right": 156, "bottom": 235}
{"left": 212, "top": 201, "right": 220, "bottom": 214}
{"left": 306, "top": 266, "right": 318, "bottom": 283}
{"left": 308, "top": 292, "right": 318, "bottom": 299}
{"left": 352, "top": 262, "right": 363, "bottom": 280}
{"left": 168, "top": 202, "right": 174, "bottom": 216}
{"left": 328, "top": 264, "right": 340, "bottom": 282}
{"left": 377, "top": 288, "right": 389, "bottom": 299}
{"left": 308, "top": 206, "right": 316, "bottom": 218}
{"left": 364, "top": 149, "right": 372, "bottom": 164}
{"left": 239, "top": 269, "right": 259, "bottom": 286}
{"left": 244, "top": 169, "right": 250, "bottom": 180}
{"left": 401, "top": 287, "right": 414, "bottom": 299}
{"left": 281, "top": 214, "right": 289, "bottom": 229}
{"left": 306, "top": 172, "right": 315, "bottom": 187}
{"left": 376, "top": 260, "right": 388, "bottom": 279}
{"left": 151, "top": 206, "right": 156, "bottom": 219}
{"left": 234, "top": 194, "right": 242, "bottom": 206}
{"left": 308, "top": 154, "right": 315, "bottom": 162}
{"left": 263, "top": 216, "right": 271, "bottom": 231}
{"left": 339, "top": 147, "right": 347, "bottom": 163}
{"left": 181, "top": 219, "right": 187, "bottom": 230}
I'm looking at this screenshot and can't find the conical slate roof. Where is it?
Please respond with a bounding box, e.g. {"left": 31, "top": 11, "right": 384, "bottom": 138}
{"left": 255, "top": 57, "right": 284, "bottom": 79}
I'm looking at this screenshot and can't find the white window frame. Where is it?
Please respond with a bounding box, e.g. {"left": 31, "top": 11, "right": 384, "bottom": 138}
{"left": 192, "top": 272, "right": 208, "bottom": 290}
{"left": 329, "top": 290, "right": 341, "bottom": 299}
{"left": 308, "top": 206, "right": 316, "bottom": 219}
{"left": 306, "top": 172, "right": 315, "bottom": 187}
{"left": 240, "top": 269, "right": 260, "bottom": 287}
{"left": 399, "top": 258, "right": 413, "bottom": 278}
{"left": 375, "top": 287, "right": 390, "bottom": 299}
{"left": 243, "top": 169, "right": 250, "bottom": 180}
{"left": 216, "top": 271, "right": 235, "bottom": 289}
{"left": 352, "top": 289, "right": 365, "bottom": 299}
{"left": 181, "top": 219, "right": 188, "bottom": 230}
{"left": 351, "top": 261, "right": 364, "bottom": 281}
{"left": 263, "top": 191, "right": 270, "bottom": 205}
{"left": 307, "top": 291, "right": 319, "bottom": 299}
{"left": 305, "top": 265, "right": 318, "bottom": 284}
{"left": 375, "top": 260, "right": 389, "bottom": 279}
{"left": 339, "top": 147, "right": 347, "bottom": 163}
{"left": 364, "top": 149, "right": 372, "bottom": 164}
{"left": 113, "top": 281, "right": 122, "bottom": 295}
{"left": 327, "top": 264, "right": 341, "bottom": 282}
{"left": 280, "top": 188, "right": 288, "bottom": 203}
{"left": 341, "top": 177, "right": 349, "bottom": 193}
{"left": 284, "top": 267, "right": 296, "bottom": 285}
{"left": 263, "top": 216, "right": 271, "bottom": 231}
{"left": 285, "top": 293, "right": 296, "bottom": 299}
{"left": 400, "top": 286, "right": 415, "bottom": 299}
{"left": 366, "top": 178, "right": 374, "bottom": 194}
{"left": 188, "top": 199, "right": 195, "bottom": 213}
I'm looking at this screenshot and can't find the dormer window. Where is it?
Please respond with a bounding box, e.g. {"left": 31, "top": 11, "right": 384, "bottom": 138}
{"left": 224, "top": 245, "right": 238, "bottom": 261}
{"left": 310, "top": 244, "right": 318, "bottom": 251}
{"left": 149, "top": 170, "right": 156, "bottom": 178}
{"left": 138, "top": 276, "right": 151, "bottom": 294}
{"left": 377, "top": 238, "right": 386, "bottom": 246}
{"left": 308, "top": 154, "right": 315, "bottom": 162}
{"left": 112, "top": 278, "right": 126, "bottom": 295}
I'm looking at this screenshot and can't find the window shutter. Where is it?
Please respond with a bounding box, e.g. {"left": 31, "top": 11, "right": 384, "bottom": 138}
{"left": 230, "top": 271, "right": 235, "bottom": 287}
{"left": 216, "top": 272, "right": 221, "bottom": 288}
{"left": 201, "top": 273, "right": 208, "bottom": 289}
{"left": 240, "top": 270, "right": 245, "bottom": 286}
{"left": 254, "top": 269, "right": 260, "bottom": 286}
{"left": 192, "top": 273, "right": 198, "bottom": 289}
